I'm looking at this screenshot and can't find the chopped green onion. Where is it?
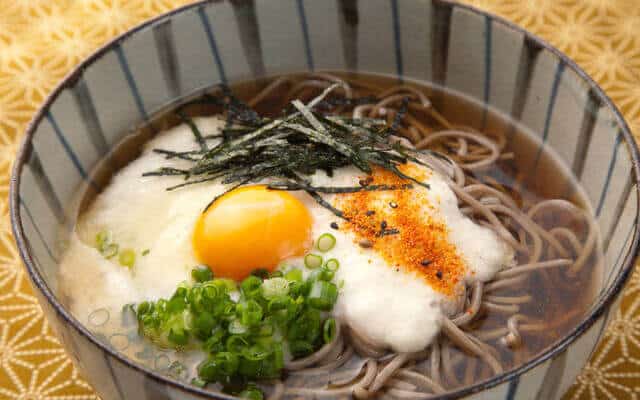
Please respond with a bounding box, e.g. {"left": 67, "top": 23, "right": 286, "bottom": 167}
{"left": 142, "top": 249, "right": 150, "bottom": 256}
{"left": 289, "top": 340, "right": 315, "bottom": 357}
{"left": 226, "top": 335, "right": 249, "bottom": 353}
{"left": 323, "top": 318, "right": 337, "bottom": 344}
{"left": 228, "top": 318, "right": 249, "bottom": 334}
{"left": 308, "top": 281, "right": 338, "bottom": 311}
{"left": 95, "top": 230, "right": 112, "bottom": 247}
{"left": 135, "top": 262, "right": 341, "bottom": 386}
{"left": 212, "top": 278, "right": 237, "bottom": 293}
{"left": 237, "top": 300, "right": 263, "bottom": 326}
{"left": 101, "top": 243, "right": 119, "bottom": 259}
{"left": 304, "top": 254, "right": 323, "bottom": 269}
{"left": 191, "top": 265, "right": 213, "bottom": 283}
{"left": 269, "top": 270, "right": 284, "bottom": 278}
{"left": 262, "top": 277, "right": 289, "bottom": 299}
{"left": 325, "top": 258, "right": 340, "bottom": 271}
{"left": 242, "top": 344, "right": 271, "bottom": 361}
{"left": 241, "top": 276, "right": 262, "bottom": 298}
{"left": 191, "top": 378, "right": 207, "bottom": 388}
{"left": 317, "top": 233, "right": 336, "bottom": 252}
{"left": 193, "top": 312, "right": 215, "bottom": 340}
{"left": 316, "top": 267, "right": 335, "bottom": 282}
{"left": 239, "top": 386, "right": 264, "bottom": 400}
{"left": 118, "top": 248, "right": 136, "bottom": 268}
{"left": 284, "top": 269, "right": 303, "bottom": 282}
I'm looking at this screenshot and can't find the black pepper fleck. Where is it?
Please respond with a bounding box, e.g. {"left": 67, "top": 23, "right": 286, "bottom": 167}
{"left": 359, "top": 177, "right": 373, "bottom": 187}
{"left": 421, "top": 259, "right": 432, "bottom": 267}
{"left": 380, "top": 220, "right": 387, "bottom": 230}
{"left": 436, "top": 270, "right": 443, "bottom": 279}
{"left": 366, "top": 210, "right": 375, "bottom": 216}
{"left": 389, "top": 201, "right": 398, "bottom": 209}
{"left": 330, "top": 222, "right": 339, "bottom": 230}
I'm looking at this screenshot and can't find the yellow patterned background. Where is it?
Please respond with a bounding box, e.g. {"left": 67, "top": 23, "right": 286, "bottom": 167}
{"left": 0, "top": 0, "right": 639, "bottom": 398}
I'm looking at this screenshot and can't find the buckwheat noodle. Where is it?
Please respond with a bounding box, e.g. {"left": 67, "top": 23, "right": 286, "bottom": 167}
{"left": 245, "top": 73, "right": 599, "bottom": 399}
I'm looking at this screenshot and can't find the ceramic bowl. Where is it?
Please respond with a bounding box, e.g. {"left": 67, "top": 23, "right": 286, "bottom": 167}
{"left": 10, "top": 0, "right": 640, "bottom": 399}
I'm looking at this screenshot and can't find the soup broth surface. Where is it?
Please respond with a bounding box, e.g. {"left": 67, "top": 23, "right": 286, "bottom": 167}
{"left": 62, "top": 71, "right": 602, "bottom": 397}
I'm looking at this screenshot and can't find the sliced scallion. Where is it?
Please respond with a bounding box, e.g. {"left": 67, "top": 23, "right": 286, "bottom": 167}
{"left": 102, "top": 243, "right": 119, "bottom": 259}
{"left": 316, "top": 233, "right": 336, "bottom": 252}
{"left": 323, "top": 318, "right": 337, "bottom": 344}
{"left": 261, "top": 277, "right": 289, "bottom": 299}
{"left": 304, "top": 254, "right": 323, "bottom": 269}
{"left": 191, "top": 265, "right": 213, "bottom": 283}
{"left": 325, "top": 258, "right": 340, "bottom": 271}
{"left": 228, "top": 319, "right": 249, "bottom": 335}
{"left": 95, "top": 230, "right": 112, "bottom": 248}
{"left": 118, "top": 249, "right": 136, "bottom": 268}
{"left": 308, "top": 281, "right": 338, "bottom": 311}
{"left": 284, "top": 268, "right": 302, "bottom": 282}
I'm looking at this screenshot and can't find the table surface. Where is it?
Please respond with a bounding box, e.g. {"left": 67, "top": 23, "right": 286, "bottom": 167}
{"left": 0, "top": 0, "right": 639, "bottom": 398}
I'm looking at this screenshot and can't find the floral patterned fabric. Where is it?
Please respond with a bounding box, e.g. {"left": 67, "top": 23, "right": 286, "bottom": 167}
{"left": 0, "top": 0, "right": 638, "bottom": 398}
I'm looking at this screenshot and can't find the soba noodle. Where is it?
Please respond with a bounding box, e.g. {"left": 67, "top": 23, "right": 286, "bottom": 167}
{"left": 235, "top": 73, "right": 599, "bottom": 399}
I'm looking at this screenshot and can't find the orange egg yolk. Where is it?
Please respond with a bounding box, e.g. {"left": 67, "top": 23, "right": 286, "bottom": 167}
{"left": 193, "top": 185, "right": 313, "bottom": 281}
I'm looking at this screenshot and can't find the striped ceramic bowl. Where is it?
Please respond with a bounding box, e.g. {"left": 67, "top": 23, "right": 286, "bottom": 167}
{"left": 10, "top": 0, "right": 640, "bottom": 399}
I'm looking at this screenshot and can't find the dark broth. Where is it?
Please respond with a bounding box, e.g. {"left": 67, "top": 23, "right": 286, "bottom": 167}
{"left": 76, "top": 71, "right": 602, "bottom": 393}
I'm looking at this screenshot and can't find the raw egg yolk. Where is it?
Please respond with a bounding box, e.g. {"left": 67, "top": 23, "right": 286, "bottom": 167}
{"left": 193, "top": 185, "right": 313, "bottom": 281}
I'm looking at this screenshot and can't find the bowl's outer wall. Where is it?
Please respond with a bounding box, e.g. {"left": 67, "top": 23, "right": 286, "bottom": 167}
{"left": 11, "top": 0, "right": 639, "bottom": 399}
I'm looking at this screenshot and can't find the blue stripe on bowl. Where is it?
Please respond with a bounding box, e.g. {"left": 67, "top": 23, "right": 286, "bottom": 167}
{"left": 19, "top": 167, "right": 63, "bottom": 280}
{"left": 32, "top": 116, "right": 86, "bottom": 207}
{"left": 295, "top": 0, "right": 314, "bottom": 71}
{"left": 430, "top": 1, "right": 452, "bottom": 92}
{"left": 390, "top": 0, "right": 403, "bottom": 78}
{"left": 531, "top": 61, "right": 565, "bottom": 170}
{"left": 200, "top": 2, "right": 254, "bottom": 83}
{"left": 595, "top": 132, "right": 622, "bottom": 216}
{"left": 505, "top": 376, "right": 519, "bottom": 400}
{"left": 50, "top": 89, "right": 103, "bottom": 171}
{"left": 115, "top": 46, "right": 148, "bottom": 121}
{"left": 22, "top": 152, "right": 65, "bottom": 224}
{"left": 121, "top": 27, "right": 174, "bottom": 116}
{"left": 355, "top": 0, "right": 395, "bottom": 75}
{"left": 605, "top": 191, "right": 638, "bottom": 282}
{"left": 302, "top": 0, "right": 347, "bottom": 71}
{"left": 83, "top": 50, "right": 144, "bottom": 145}
{"left": 19, "top": 197, "right": 58, "bottom": 264}
{"left": 197, "top": 6, "right": 228, "bottom": 85}
{"left": 579, "top": 109, "right": 621, "bottom": 207}
{"left": 603, "top": 176, "right": 634, "bottom": 250}
{"left": 230, "top": 0, "right": 265, "bottom": 77}
{"left": 337, "top": 0, "right": 358, "bottom": 71}
{"left": 394, "top": 0, "right": 432, "bottom": 82}
{"left": 507, "top": 39, "right": 542, "bottom": 142}
{"left": 444, "top": 7, "right": 487, "bottom": 128}
{"left": 481, "top": 15, "right": 492, "bottom": 128}
{"left": 518, "top": 50, "right": 561, "bottom": 170}
{"left": 153, "top": 20, "right": 182, "bottom": 99}
{"left": 46, "top": 112, "right": 89, "bottom": 181}
{"left": 255, "top": 0, "right": 307, "bottom": 75}
{"left": 571, "top": 89, "right": 602, "bottom": 180}
{"left": 71, "top": 78, "right": 110, "bottom": 157}
{"left": 170, "top": 8, "right": 222, "bottom": 96}
{"left": 487, "top": 19, "right": 524, "bottom": 117}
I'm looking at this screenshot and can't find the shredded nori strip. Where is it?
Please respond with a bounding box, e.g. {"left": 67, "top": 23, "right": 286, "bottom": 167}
{"left": 145, "top": 84, "right": 431, "bottom": 217}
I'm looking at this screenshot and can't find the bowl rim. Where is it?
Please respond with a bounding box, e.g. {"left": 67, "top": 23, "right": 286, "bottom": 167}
{"left": 9, "top": 0, "right": 640, "bottom": 398}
